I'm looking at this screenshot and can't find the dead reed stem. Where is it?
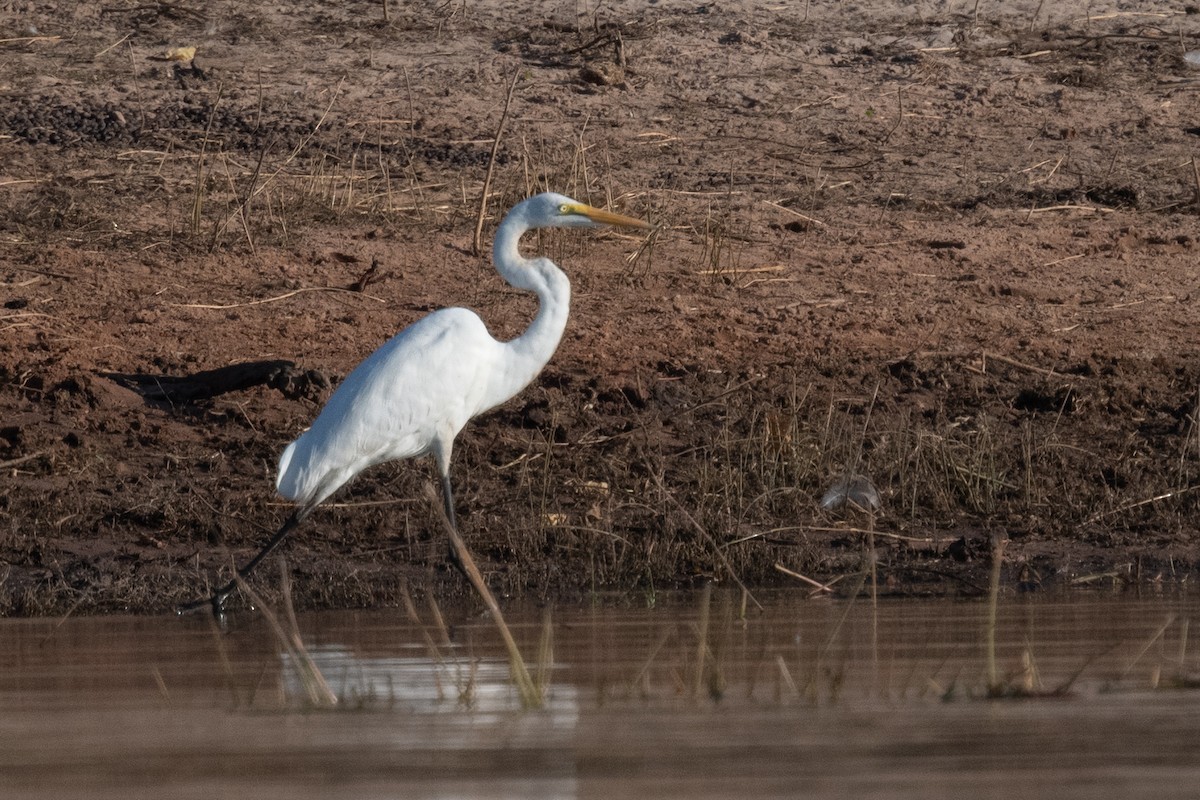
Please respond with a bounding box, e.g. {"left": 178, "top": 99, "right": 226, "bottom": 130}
{"left": 231, "top": 78, "right": 343, "bottom": 222}
{"left": 422, "top": 482, "right": 541, "bottom": 709}
{"left": 1191, "top": 156, "right": 1200, "bottom": 205}
{"left": 170, "top": 285, "right": 385, "bottom": 310}
{"left": 0, "top": 35, "right": 62, "bottom": 44}
{"left": 693, "top": 583, "right": 712, "bottom": 699}
{"left": 1087, "top": 483, "right": 1200, "bottom": 523}
{"left": 981, "top": 351, "right": 1074, "bottom": 380}
{"left": 235, "top": 562, "right": 338, "bottom": 708}
{"left": 820, "top": 569, "right": 868, "bottom": 659}
{"left": 866, "top": 529, "right": 878, "bottom": 599}
{"left": 1119, "top": 615, "right": 1176, "bottom": 682}
{"left": 472, "top": 71, "right": 520, "bottom": 257}
{"left": 773, "top": 562, "right": 834, "bottom": 594}
{"left": 762, "top": 199, "right": 826, "bottom": 228}
{"left": 210, "top": 140, "right": 268, "bottom": 252}
{"left": 189, "top": 83, "right": 223, "bottom": 236}
{"left": 205, "top": 613, "right": 242, "bottom": 707}
{"left": 0, "top": 450, "right": 47, "bottom": 470}
{"left": 536, "top": 609, "right": 554, "bottom": 696}
{"left": 985, "top": 534, "right": 1007, "bottom": 691}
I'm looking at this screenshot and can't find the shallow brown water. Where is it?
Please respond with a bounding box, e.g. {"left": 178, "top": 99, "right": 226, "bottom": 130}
{"left": 3, "top": 593, "right": 1200, "bottom": 799}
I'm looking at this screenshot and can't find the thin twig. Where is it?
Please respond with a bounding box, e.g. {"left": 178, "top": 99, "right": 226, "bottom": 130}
{"left": 762, "top": 200, "right": 826, "bottom": 227}
{"left": 36, "top": 591, "right": 91, "bottom": 646}
{"left": 169, "top": 285, "right": 385, "bottom": 310}
{"left": 0, "top": 451, "right": 48, "bottom": 470}
{"left": 93, "top": 32, "right": 132, "bottom": 58}
{"left": 1042, "top": 253, "right": 1085, "bottom": 268}
{"left": 1025, "top": 203, "right": 1113, "bottom": 215}
{"left": 773, "top": 562, "right": 834, "bottom": 593}
{"left": 0, "top": 35, "right": 62, "bottom": 44}
{"left": 695, "top": 264, "right": 787, "bottom": 277}
{"left": 1087, "top": 484, "right": 1200, "bottom": 523}
{"left": 473, "top": 71, "right": 520, "bottom": 257}
{"left": 882, "top": 87, "right": 903, "bottom": 144}
{"left": 209, "top": 137, "right": 270, "bottom": 252}
{"left": 982, "top": 351, "right": 1078, "bottom": 380}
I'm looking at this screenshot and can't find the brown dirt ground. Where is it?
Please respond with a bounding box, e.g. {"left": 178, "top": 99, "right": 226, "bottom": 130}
{"left": 3, "top": 1, "right": 1200, "bottom": 615}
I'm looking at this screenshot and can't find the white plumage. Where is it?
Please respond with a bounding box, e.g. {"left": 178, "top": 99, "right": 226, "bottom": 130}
{"left": 275, "top": 306, "right": 501, "bottom": 509}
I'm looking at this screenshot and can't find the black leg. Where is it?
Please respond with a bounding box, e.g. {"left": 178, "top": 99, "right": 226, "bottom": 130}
{"left": 178, "top": 508, "right": 307, "bottom": 616}
{"left": 440, "top": 471, "right": 457, "bottom": 530}
{"left": 439, "top": 471, "right": 469, "bottom": 579}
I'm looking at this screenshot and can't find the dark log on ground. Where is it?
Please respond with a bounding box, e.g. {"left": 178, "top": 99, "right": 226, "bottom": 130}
{"left": 104, "top": 360, "right": 331, "bottom": 404}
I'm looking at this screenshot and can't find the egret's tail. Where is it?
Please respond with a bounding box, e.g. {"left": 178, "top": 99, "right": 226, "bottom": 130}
{"left": 275, "top": 438, "right": 303, "bottom": 502}
{"left": 275, "top": 434, "right": 349, "bottom": 509}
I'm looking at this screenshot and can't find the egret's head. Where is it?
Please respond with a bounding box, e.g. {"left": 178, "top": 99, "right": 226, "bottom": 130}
{"left": 527, "top": 192, "right": 652, "bottom": 231}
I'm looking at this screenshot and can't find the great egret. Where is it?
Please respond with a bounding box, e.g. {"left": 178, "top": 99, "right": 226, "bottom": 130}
{"left": 180, "top": 192, "right": 651, "bottom": 614}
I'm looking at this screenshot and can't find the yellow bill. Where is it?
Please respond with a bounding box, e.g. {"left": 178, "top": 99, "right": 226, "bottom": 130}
{"left": 566, "top": 202, "right": 652, "bottom": 229}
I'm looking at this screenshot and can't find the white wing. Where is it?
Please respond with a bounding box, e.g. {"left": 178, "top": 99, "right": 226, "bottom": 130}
{"left": 276, "top": 307, "right": 502, "bottom": 507}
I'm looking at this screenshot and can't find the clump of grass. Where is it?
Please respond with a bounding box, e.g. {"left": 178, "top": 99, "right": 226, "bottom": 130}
{"left": 979, "top": 535, "right": 1082, "bottom": 700}
{"left": 188, "top": 84, "right": 223, "bottom": 238}
{"left": 697, "top": 207, "right": 749, "bottom": 284}
{"left": 1151, "top": 617, "right": 1200, "bottom": 689}
{"left": 472, "top": 71, "right": 520, "bottom": 257}
{"left": 236, "top": 559, "right": 337, "bottom": 708}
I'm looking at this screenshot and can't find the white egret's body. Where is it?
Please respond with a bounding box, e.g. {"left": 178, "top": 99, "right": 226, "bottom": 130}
{"left": 276, "top": 196, "right": 575, "bottom": 512}
{"left": 274, "top": 306, "right": 510, "bottom": 508}
{"left": 181, "top": 192, "right": 649, "bottom": 614}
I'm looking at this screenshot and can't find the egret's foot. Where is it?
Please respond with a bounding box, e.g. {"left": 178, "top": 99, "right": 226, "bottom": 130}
{"left": 176, "top": 584, "right": 233, "bottom": 618}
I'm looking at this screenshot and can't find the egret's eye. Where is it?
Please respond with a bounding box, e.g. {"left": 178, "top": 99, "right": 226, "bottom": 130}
{"left": 559, "top": 204, "right": 571, "bottom": 215}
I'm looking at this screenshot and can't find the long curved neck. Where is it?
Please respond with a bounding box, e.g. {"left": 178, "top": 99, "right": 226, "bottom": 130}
{"left": 485, "top": 206, "right": 572, "bottom": 407}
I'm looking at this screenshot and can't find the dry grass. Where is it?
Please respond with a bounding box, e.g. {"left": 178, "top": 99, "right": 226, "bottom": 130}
{"left": 236, "top": 561, "right": 338, "bottom": 708}
{"left": 1, "top": 338, "right": 1194, "bottom": 617}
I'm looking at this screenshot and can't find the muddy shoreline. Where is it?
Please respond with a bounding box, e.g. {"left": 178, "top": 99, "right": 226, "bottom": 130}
{"left": 2, "top": 1, "right": 1199, "bottom": 614}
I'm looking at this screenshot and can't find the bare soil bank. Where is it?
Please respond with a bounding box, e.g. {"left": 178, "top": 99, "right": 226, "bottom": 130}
{"left": 2, "top": 1, "right": 1200, "bottom": 613}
